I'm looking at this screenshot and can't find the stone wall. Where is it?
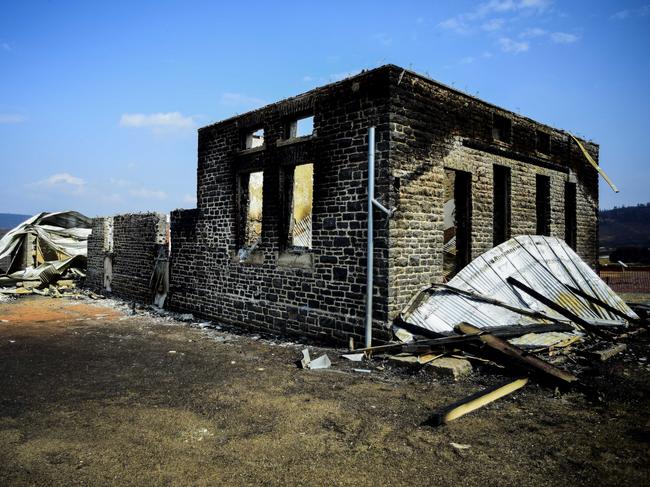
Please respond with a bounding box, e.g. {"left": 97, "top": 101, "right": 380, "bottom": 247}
{"left": 85, "top": 217, "right": 107, "bottom": 289}
{"left": 167, "top": 68, "right": 393, "bottom": 344}
{"left": 387, "top": 67, "right": 599, "bottom": 317}
{"left": 0, "top": 229, "right": 11, "bottom": 273}
{"left": 86, "top": 213, "right": 168, "bottom": 303}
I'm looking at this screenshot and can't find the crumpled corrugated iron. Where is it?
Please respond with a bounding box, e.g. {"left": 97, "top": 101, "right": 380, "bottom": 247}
{"left": 401, "top": 235, "right": 638, "bottom": 336}
{"left": 0, "top": 211, "right": 91, "bottom": 287}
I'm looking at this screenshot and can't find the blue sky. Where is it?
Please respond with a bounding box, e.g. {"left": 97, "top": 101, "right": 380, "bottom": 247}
{"left": 1, "top": 0, "right": 649, "bottom": 216}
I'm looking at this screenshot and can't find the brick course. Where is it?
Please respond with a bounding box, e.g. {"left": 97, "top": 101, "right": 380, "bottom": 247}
{"left": 86, "top": 213, "right": 168, "bottom": 302}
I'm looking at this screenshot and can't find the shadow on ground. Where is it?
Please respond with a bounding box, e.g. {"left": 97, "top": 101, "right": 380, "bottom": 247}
{"left": 0, "top": 296, "right": 648, "bottom": 486}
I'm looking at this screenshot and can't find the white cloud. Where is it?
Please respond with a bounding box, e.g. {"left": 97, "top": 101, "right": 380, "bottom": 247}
{"left": 108, "top": 177, "right": 134, "bottom": 188}
{"left": 119, "top": 112, "right": 195, "bottom": 129}
{"left": 519, "top": 27, "right": 579, "bottom": 45}
{"left": 439, "top": 0, "right": 552, "bottom": 34}
{"left": 550, "top": 32, "right": 579, "bottom": 44}
{"left": 612, "top": 9, "right": 630, "bottom": 20}
{"left": 482, "top": 18, "right": 505, "bottom": 31}
{"left": 498, "top": 37, "right": 530, "bottom": 53}
{"left": 372, "top": 33, "right": 393, "bottom": 46}
{"left": 329, "top": 69, "right": 363, "bottom": 81}
{"left": 438, "top": 17, "right": 469, "bottom": 33}
{"left": 220, "top": 93, "right": 266, "bottom": 108}
{"left": 459, "top": 56, "right": 476, "bottom": 64}
{"left": 106, "top": 177, "right": 167, "bottom": 200}
{"left": 519, "top": 0, "right": 551, "bottom": 9}
{"left": 611, "top": 5, "right": 650, "bottom": 20}
{"left": 301, "top": 69, "right": 363, "bottom": 86}
{"left": 29, "top": 173, "right": 86, "bottom": 195}
{"left": 129, "top": 187, "right": 167, "bottom": 200}
{"left": 0, "top": 114, "right": 27, "bottom": 124}
{"left": 40, "top": 173, "right": 85, "bottom": 187}
{"left": 520, "top": 27, "right": 547, "bottom": 38}
{"left": 440, "top": 0, "right": 578, "bottom": 54}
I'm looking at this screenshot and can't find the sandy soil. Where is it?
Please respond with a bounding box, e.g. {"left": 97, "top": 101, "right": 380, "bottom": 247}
{"left": 0, "top": 296, "right": 648, "bottom": 487}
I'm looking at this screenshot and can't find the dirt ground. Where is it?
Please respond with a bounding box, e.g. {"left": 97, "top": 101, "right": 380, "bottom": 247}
{"left": 0, "top": 296, "right": 649, "bottom": 487}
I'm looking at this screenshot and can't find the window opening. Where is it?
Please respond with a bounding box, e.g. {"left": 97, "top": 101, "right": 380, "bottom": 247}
{"left": 492, "top": 114, "right": 512, "bottom": 144}
{"left": 536, "top": 174, "right": 551, "bottom": 236}
{"left": 493, "top": 165, "right": 511, "bottom": 246}
{"left": 564, "top": 181, "right": 577, "bottom": 249}
{"left": 286, "top": 163, "right": 313, "bottom": 249}
{"left": 243, "top": 128, "right": 264, "bottom": 149}
{"left": 443, "top": 169, "right": 472, "bottom": 279}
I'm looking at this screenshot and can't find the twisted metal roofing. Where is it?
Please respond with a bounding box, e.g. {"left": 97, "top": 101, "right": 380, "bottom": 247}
{"left": 401, "top": 235, "right": 638, "bottom": 336}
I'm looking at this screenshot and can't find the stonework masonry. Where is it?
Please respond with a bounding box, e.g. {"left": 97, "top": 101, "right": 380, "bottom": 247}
{"left": 87, "top": 65, "right": 600, "bottom": 345}
{"left": 86, "top": 213, "right": 168, "bottom": 302}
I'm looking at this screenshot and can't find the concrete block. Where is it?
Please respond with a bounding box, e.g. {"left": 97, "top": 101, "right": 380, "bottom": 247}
{"left": 427, "top": 357, "right": 472, "bottom": 379}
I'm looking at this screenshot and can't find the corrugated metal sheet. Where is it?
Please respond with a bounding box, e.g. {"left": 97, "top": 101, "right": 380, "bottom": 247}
{"left": 508, "top": 331, "right": 581, "bottom": 349}
{"left": 0, "top": 211, "right": 90, "bottom": 286}
{"left": 292, "top": 216, "right": 312, "bottom": 248}
{"left": 401, "top": 235, "right": 638, "bottom": 336}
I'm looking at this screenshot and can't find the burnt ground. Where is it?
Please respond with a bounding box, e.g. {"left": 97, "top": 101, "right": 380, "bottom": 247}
{"left": 0, "top": 296, "right": 648, "bottom": 487}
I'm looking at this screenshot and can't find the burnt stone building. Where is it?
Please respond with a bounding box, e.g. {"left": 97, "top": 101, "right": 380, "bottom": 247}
{"left": 115, "top": 65, "right": 602, "bottom": 344}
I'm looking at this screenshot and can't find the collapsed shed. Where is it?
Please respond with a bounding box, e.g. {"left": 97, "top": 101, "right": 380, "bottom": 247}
{"left": 0, "top": 211, "right": 91, "bottom": 288}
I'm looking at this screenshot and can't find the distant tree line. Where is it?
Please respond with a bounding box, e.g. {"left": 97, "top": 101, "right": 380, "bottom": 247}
{"left": 600, "top": 203, "right": 650, "bottom": 223}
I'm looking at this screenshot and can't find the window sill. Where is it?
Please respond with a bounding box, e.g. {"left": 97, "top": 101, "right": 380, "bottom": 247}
{"left": 233, "top": 249, "right": 265, "bottom": 265}
{"left": 491, "top": 138, "right": 512, "bottom": 148}
{"left": 276, "top": 135, "right": 314, "bottom": 147}
{"left": 277, "top": 250, "right": 313, "bottom": 270}
{"left": 238, "top": 146, "right": 265, "bottom": 156}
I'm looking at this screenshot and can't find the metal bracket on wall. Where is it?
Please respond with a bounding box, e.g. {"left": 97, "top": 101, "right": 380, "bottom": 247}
{"left": 372, "top": 198, "right": 396, "bottom": 217}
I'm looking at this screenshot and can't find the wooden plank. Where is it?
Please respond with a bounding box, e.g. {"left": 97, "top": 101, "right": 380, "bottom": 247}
{"left": 507, "top": 276, "right": 609, "bottom": 338}
{"left": 357, "top": 321, "right": 574, "bottom": 354}
{"left": 570, "top": 134, "right": 619, "bottom": 193}
{"left": 562, "top": 283, "right": 642, "bottom": 325}
{"left": 430, "top": 377, "right": 529, "bottom": 426}
{"left": 456, "top": 322, "right": 578, "bottom": 385}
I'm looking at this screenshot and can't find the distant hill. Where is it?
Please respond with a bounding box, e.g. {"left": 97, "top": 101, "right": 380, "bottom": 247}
{"left": 600, "top": 203, "right": 650, "bottom": 249}
{"left": 0, "top": 213, "right": 31, "bottom": 231}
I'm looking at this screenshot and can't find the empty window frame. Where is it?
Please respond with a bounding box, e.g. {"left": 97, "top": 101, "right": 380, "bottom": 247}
{"left": 286, "top": 115, "right": 314, "bottom": 139}
{"left": 536, "top": 130, "right": 551, "bottom": 156}
{"left": 493, "top": 165, "right": 511, "bottom": 246}
{"left": 492, "top": 114, "right": 512, "bottom": 144}
{"left": 238, "top": 170, "right": 264, "bottom": 248}
{"left": 564, "top": 181, "right": 577, "bottom": 249}
{"left": 103, "top": 216, "right": 114, "bottom": 253}
{"left": 242, "top": 128, "right": 265, "bottom": 150}
{"left": 283, "top": 163, "right": 314, "bottom": 249}
{"left": 535, "top": 174, "right": 551, "bottom": 236}
{"left": 443, "top": 169, "right": 472, "bottom": 279}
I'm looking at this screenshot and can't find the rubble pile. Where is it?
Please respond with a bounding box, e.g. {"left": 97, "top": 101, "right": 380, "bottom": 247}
{"left": 331, "top": 237, "right": 649, "bottom": 424}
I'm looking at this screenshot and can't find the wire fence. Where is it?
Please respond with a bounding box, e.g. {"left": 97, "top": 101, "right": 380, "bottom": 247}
{"left": 599, "top": 270, "right": 650, "bottom": 293}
